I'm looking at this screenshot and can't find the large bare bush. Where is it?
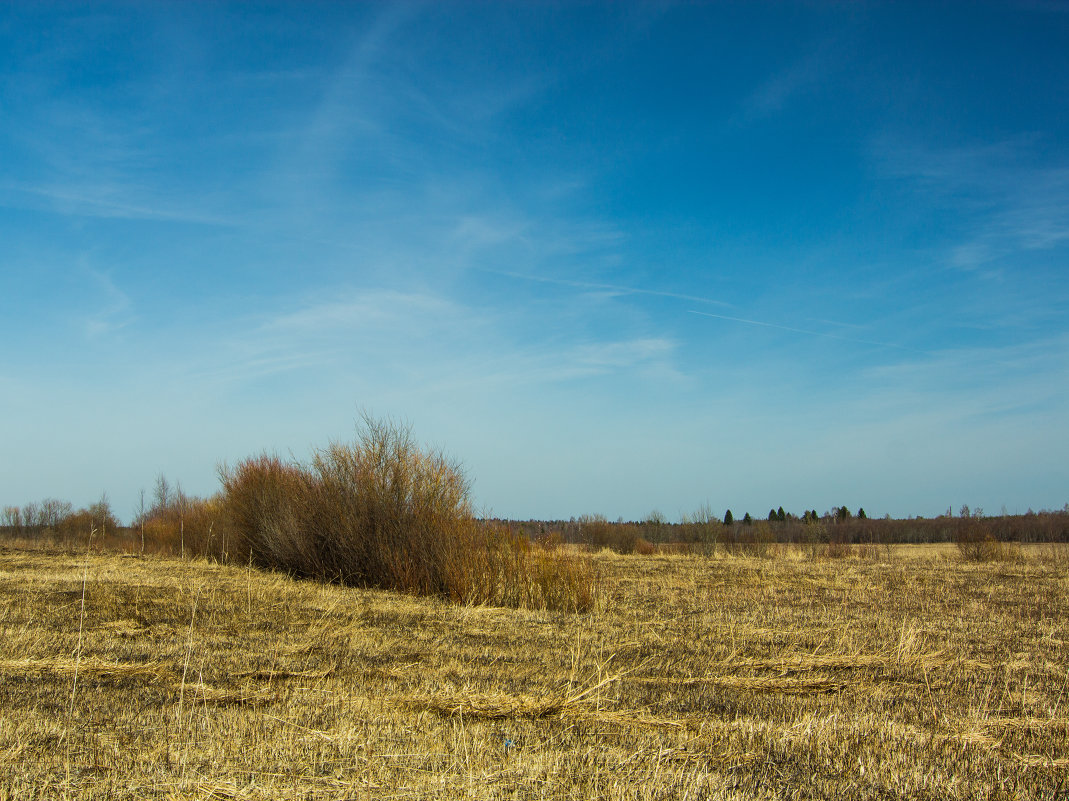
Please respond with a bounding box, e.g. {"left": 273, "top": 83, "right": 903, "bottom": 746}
{"left": 220, "top": 417, "right": 596, "bottom": 611}
{"left": 955, "top": 517, "right": 1018, "bottom": 562}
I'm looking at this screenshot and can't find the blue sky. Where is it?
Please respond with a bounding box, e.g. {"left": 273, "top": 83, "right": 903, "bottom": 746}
{"left": 2, "top": 2, "right": 1067, "bottom": 523}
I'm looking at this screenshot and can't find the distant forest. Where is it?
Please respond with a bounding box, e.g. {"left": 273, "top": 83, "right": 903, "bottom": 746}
{"left": 3, "top": 491, "right": 1068, "bottom": 558}
{"left": 494, "top": 506, "right": 1069, "bottom": 552}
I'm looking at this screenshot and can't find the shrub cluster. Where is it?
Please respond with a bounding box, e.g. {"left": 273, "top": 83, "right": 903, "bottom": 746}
{"left": 721, "top": 521, "right": 779, "bottom": 557}
{"left": 220, "top": 417, "right": 596, "bottom": 611}
{"left": 955, "top": 518, "right": 1020, "bottom": 562}
{"left": 129, "top": 476, "right": 228, "bottom": 559}
{"left": 579, "top": 515, "right": 640, "bottom": 554}
{"left": 505, "top": 507, "right": 1069, "bottom": 550}
{"left": 1, "top": 495, "right": 123, "bottom": 549}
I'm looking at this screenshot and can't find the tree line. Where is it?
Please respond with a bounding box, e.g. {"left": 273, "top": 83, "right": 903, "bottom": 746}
{"left": 493, "top": 504, "right": 1069, "bottom": 552}
{"left": 4, "top": 489, "right": 1069, "bottom": 553}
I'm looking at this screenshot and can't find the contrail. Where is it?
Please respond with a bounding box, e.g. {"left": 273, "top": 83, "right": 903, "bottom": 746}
{"left": 687, "top": 309, "right": 926, "bottom": 353}
{"left": 491, "top": 267, "right": 924, "bottom": 353}
{"left": 485, "top": 268, "right": 732, "bottom": 307}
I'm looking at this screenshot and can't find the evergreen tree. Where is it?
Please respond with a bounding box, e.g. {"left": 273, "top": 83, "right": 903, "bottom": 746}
{"left": 777, "top": 506, "right": 787, "bottom": 522}
{"left": 723, "top": 509, "right": 734, "bottom": 525}
{"left": 742, "top": 512, "right": 753, "bottom": 525}
{"left": 857, "top": 507, "right": 867, "bottom": 520}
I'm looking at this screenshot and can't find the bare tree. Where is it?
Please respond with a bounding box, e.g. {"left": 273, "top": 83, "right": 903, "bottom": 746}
{"left": 22, "top": 502, "right": 40, "bottom": 529}
{"left": 2, "top": 506, "right": 22, "bottom": 531}
{"left": 135, "top": 489, "right": 147, "bottom": 556}
{"left": 175, "top": 481, "right": 187, "bottom": 558}
{"left": 89, "top": 492, "right": 116, "bottom": 540}
{"left": 153, "top": 474, "right": 171, "bottom": 517}
{"left": 39, "top": 499, "right": 73, "bottom": 530}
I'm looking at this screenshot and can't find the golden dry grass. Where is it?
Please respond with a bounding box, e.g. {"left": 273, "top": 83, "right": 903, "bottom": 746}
{"left": 0, "top": 543, "right": 1067, "bottom": 799}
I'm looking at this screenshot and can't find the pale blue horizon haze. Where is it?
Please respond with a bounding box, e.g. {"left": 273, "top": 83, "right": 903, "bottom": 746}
{"left": 2, "top": 2, "right": 1067, "bottom": 524}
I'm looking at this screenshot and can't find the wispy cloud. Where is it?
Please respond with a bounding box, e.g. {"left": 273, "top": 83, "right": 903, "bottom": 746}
{"left": 875, "top": 137, "right": 1069, "bottom": 269}
{"left": 183, "top": 288, "right": 479, "bottom": 387}
{"left": 572, "top": 338, "right": 675, "bottom": 369}
{"left": 450, "top": 215, "right": 529, "bottom": 250}
{"left": 739, "top": 52, "right": 827, "bottom": 121}
{"left": 262, "top": 289, "right": 462, "bottom": 336}
{"left": 487, "top": 268, "right": 732, "bottom": 307}
{"left": 996, "top": 167, "right": 1069, "bottom": 250}
{"left": 82, "top": 266, "right": 134, "bottom": 338}
{"left": 1, "top": 181, "right": 235, "bottom": 226}
{"left": 858, "top": 333, "right": 1069, "bottom": 421}
{"left": 731, "top": 28, "right": 853, "bottom": 127}
{"left": 274, "top": 4, "right": 555, "bottom": 214}
{"left": 420, "top": 335, "right": 680, "bottom": 396}
{"left": 687, "top": 309, "right": 924, "bottom": 353}
{"left": 190, "top": 350, "right": 337, "bottom": 385}
{"left": 168, "top": 278, "right": 684, "bottom": 407}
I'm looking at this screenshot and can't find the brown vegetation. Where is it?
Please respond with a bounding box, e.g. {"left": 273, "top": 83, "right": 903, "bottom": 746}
{"left": 218, "top": 417, "right": 596, "bottom": 612}
{"left": 0, "top": 544, "right": 1066, "bottom": 798}
{"left": 501, "top": 506, "right": 1069, "bottom": 552}
{"left": 1, "top": 419, "right": 597, "bottom": 613}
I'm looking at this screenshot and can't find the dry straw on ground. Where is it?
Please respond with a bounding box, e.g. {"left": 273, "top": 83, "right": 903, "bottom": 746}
{"left": 0, "top": 543, "right": 1067, "bottom": 799}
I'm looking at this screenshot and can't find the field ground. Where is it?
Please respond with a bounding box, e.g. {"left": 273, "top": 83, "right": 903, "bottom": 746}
{"left": 1, "top": 544, "right": 1067, "bottom": 799}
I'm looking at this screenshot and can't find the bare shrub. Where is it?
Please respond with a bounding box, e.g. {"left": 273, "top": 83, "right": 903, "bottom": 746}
{"left": 820, "top": 541, "right": 852, "bottom": 559}
{"left": 445, "top": 525, "right": 598, "bottom": 611}
{"left": 738, "top": 522, "right": 778, "bottom": 558}
{"left": 955, "top": 518, "right": 1013, "bottom": 562}
{"left": 220, "top": 416, "right": 596, "bottom": 611}
{"left": 855, "top": 543, "right": 881, "bottom": 560}
{"left": 523, "top": 545, "right": 598, "bottom": 611}
{"left": 535, "top": 530, "right": 564, "bottom": 550}
{"left": 580, "top": 515, "right": 639, "bottom": 554}
{"left": 300, "top": 419, "right": 473, "bottom": 593}
{"left": 133, "top": 479, "right": 231, "bottom": 560}
{"left": 1035, "top": 543, "right": 1069, "bottom": 566}
{"left": 178, "top": 496, "right": 230, "bottom": 561}
{"left": 221, "top": 455, "right": 314, "bottom": 572}
{"left": 634, "top": 538, "right": 656, "bottom": 556}
{"left": 680, "top": 503, "right": 718, "bottom": 554}
{"left": 806, "top": 541, "right": 881, "bottom": 561}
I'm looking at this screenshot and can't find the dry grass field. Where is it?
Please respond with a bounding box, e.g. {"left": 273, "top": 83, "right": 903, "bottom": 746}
{"left": 1, "top": 543, "right": 1067, "bottom": 799}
